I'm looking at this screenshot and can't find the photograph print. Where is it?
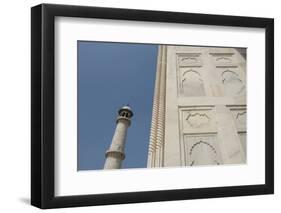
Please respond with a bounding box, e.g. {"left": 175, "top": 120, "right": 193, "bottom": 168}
{"left": 78, "top": 41, "right": 247, "bottom": 171}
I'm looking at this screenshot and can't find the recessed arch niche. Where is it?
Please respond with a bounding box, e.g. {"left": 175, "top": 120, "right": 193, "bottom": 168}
{"left": 222, "top": 70, "right": 245, "bottom": 96}
{"left": 181, "top": 69, "right": 205, "bottom": 97}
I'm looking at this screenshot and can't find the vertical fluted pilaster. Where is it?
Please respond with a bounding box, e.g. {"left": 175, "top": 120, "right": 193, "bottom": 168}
{"left": 147, "top": 46, "right": 162, "bottom": 167}
{"left": 155, "top": 45, "right": 167, "bottom": 167}
{"left": 147, "top": 45, "right": 167, "bottom": 167}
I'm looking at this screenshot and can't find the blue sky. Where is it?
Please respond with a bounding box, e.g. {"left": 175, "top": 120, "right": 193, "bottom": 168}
{"left": 78, "top": 41, "right": 158, "bottom": 170}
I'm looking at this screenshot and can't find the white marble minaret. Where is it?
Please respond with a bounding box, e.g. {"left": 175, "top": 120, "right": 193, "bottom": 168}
{"left": 104, "top": 105, "right": 133, "bottom": 169}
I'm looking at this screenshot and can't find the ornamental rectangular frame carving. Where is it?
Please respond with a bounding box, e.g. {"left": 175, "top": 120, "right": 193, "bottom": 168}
{"left": 31, "top": 3, "right": 274, "bottom": 209}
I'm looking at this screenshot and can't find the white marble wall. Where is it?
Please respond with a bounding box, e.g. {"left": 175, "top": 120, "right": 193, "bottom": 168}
{"left": 148, "top": 45, "right": 246, "bottom": 168}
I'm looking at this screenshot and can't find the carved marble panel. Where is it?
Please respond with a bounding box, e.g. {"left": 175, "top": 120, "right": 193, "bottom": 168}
{"left": 177, "top": 53, "right": 202, "bottom": 67}
{"left": 184, "top": 134, "right": 222, "bottom": 166}
{"left": 186, "top": 112, "right": 210, "bottom": 128}
{"left": 181, "top": 108, "right": 216, "bottom": 133}
{"left": 210, "top": 53, "right": 237, "bottom": 68}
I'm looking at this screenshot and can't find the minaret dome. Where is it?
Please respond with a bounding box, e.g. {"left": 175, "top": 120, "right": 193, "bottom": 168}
{"left": 118, "top": 105, "right": 133, "bottom": 119}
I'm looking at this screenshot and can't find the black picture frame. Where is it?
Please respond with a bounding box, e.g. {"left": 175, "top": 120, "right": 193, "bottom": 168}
{"left": 31, "top": 3, "right": 274, "bottom": 209}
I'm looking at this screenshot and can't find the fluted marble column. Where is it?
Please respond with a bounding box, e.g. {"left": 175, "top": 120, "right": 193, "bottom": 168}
{"left": 147, "top": 45, "right": 167, "bottom": 167}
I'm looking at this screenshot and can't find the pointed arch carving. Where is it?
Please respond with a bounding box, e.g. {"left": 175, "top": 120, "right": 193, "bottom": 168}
{"left": 189, "top": 140, "right": 217, "bottom": 155}
{"left": 181, "top": 69, "right": 205, "bottom": 96}
{"left": 221, "top": 70, "right": 245, "bottom": 96}
{"left": 184, "top": 135, "right": 222, "bottom": 166}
